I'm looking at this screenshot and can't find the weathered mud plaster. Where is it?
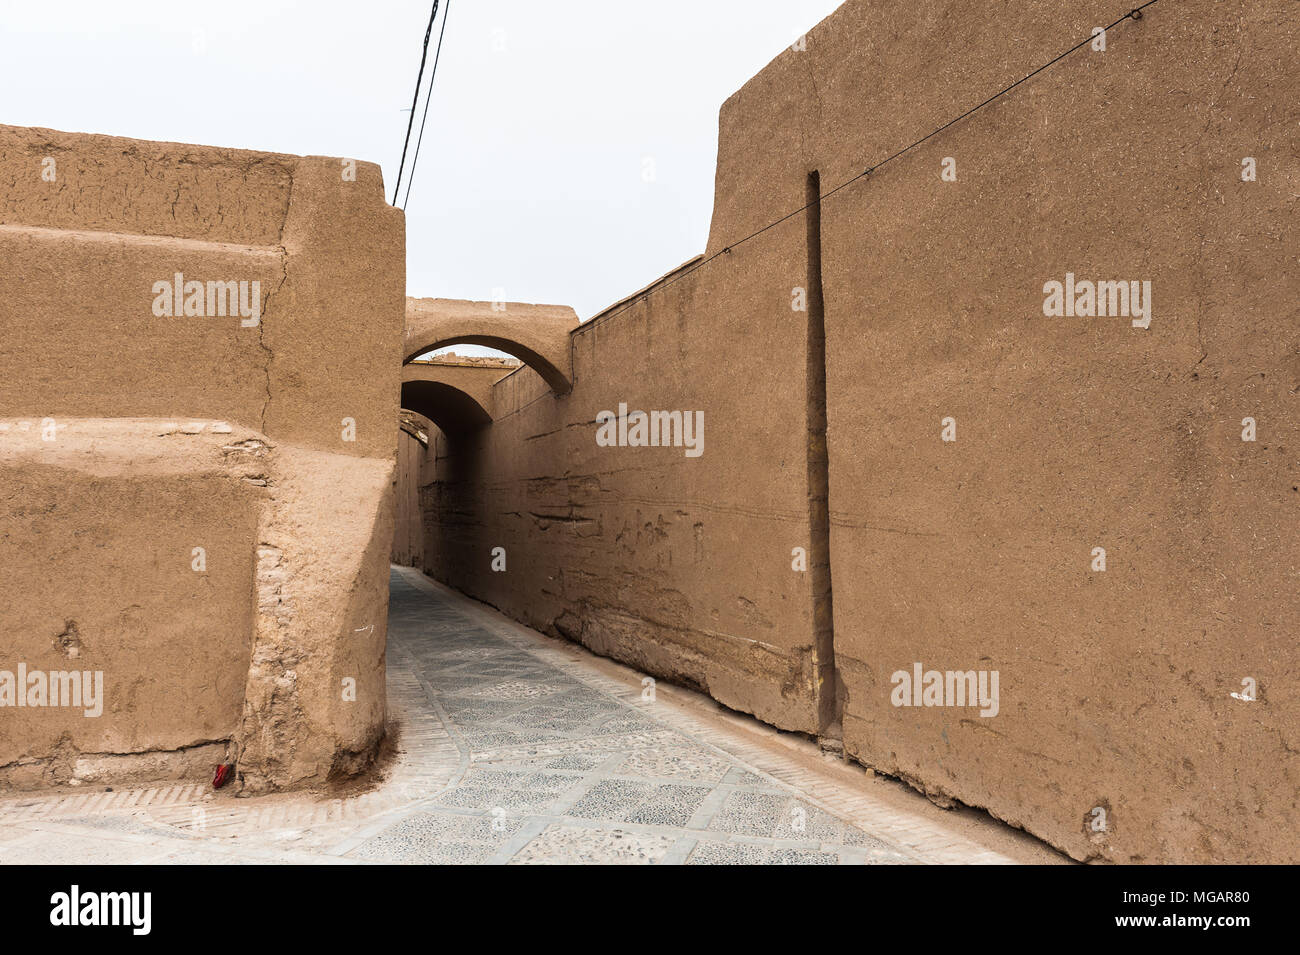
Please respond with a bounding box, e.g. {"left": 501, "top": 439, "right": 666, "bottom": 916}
{"left": 0, "top": 126, "right": 404, "bottom": 792}
{"left": 235, "top": 445, "right": 395, "bottom": 793}
{"left": 400, "top": 0, "right": 1299, "bottom": 863}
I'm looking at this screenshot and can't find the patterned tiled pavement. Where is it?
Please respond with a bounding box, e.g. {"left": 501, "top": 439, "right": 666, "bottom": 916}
{"left": 0, "top": 567, "right": 1057, "bottom": 864}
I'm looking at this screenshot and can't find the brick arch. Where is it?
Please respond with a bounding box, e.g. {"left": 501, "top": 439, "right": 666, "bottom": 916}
{"left": 404, "top": 298, "right": 578, "bottom": 395}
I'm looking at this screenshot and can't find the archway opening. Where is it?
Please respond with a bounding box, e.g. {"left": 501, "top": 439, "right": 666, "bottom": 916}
{"left": 402, "top": 335, "right": 570, "bottom": 395}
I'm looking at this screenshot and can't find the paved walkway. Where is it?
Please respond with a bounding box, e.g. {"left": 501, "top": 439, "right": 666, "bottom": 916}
{"left": 0, "top": 568, "right": 1060, "bottom": 865}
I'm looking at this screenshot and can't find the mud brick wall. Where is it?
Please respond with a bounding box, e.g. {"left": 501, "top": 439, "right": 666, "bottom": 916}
{"left": 0, "top": 126, "right": 405, "bottom": 792}
{"left": 404, "top": 0, "right": 1298, "bottom": 863}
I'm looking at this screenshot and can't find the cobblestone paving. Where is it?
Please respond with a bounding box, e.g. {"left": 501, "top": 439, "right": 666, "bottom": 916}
{"left": 0, "top": 567, "right": 1022, "bottom": 864}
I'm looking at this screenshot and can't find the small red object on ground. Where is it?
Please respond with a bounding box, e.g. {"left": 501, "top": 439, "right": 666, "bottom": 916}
{"left": 213, "top": 764, "right": 234, "bottom": 789}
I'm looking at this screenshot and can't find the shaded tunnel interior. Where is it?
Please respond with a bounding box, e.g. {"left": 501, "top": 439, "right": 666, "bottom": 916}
{"left": 400, "top": 379, "right": 492, "bottom": 435}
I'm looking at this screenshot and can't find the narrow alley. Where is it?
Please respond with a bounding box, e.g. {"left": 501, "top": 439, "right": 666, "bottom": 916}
{"left": 0, "top": 569, "right": 1060, "bottom": 865}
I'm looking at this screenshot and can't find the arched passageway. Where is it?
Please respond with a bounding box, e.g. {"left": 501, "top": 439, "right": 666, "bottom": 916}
{"left": 404, "top": 297, "right": 579, "bottom": 395}
{"left": 400, "top": 367, "right": 493, "bottom": 436}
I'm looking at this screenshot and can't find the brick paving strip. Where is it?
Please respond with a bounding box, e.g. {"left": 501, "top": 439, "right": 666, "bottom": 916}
{"left": 0, "top": 567, "right": 1062, "bottom": 865}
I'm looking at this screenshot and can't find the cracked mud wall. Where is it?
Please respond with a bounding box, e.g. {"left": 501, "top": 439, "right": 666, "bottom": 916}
{"left": 236, "top": 447, "right": 396, "bottom": 793}
{"left": 1, "top": 127, "right": 404, "bottom": 792}
{"left": 407, "top": 0, "right": 1298, "bottom": 863}
{"left": 0, "top": 425, "right": 261, "bottom": 788}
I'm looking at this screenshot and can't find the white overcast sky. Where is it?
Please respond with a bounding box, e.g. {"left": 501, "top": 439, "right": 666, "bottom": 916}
{"left": 3, "top": 0, "right": 845, "bottom": 322}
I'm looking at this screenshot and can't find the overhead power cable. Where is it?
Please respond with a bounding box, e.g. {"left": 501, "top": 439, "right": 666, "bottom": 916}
{"left": 403, "top": 0, "right": 453, "bottom": 210}
{"left": 392, "top": 0, "right": 442, "bottom": 206}
{"left": 582, "top": 0, "right": 1161, "bottom": 334}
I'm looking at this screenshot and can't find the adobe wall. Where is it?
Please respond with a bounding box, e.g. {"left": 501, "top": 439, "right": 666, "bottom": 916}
{"left": 0, "top": 125, "right": 404, "bottom": 792}
{"left": 394, "top": 414, "right": 432, "bottom": 569}
{"left": 392, "top": 356, "right": 524, "bottom": 567}
{"left": 793, "top": 0, "right": 1297, "bottom": 865}
{"left": 408, "top": 0, "right": 1298, "bottom": 862}
{"left": 418, "top": 269, "right": 826, "bottom": 732}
